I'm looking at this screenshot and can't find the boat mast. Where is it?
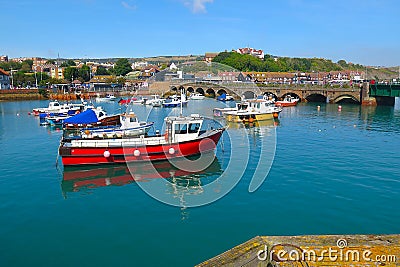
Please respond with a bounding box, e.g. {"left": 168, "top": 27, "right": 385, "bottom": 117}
{"left": 180, "top": 88, "right": 184, "bottom": 116}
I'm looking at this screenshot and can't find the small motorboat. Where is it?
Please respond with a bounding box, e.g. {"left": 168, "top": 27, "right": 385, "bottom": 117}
{"left": 63, "top": 107, "right": 120, "bottom": 129}
{"left": 217, "top": 93, "right": 234, "bottom": 102}
{"left": 190, "top": 93, "right": 205, "bottom": 100}
{"left": 224, "top": 99, "right": 282, "bottom": 123}
{"left": 275, "top": 95, "right": 299, "bottom": 107}
{"left": 144, "top": 95, "right": 164, "bottom": 107}
{"left": 78, "top": 112, "right": 154, "bottom": 138}
{"left": 96, "top": 94, "right": 117, "bottom": 102}
{"left": 118, "top": 97, "right": 137, "bottom": 105}
{"left": 163, "top": 94, "right": 188, "bottom": 108}
{"left": 32, "top": 101, "right": 83, "bottom": 116}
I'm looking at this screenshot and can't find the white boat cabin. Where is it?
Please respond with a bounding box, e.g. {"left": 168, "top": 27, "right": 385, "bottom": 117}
{"left": 120, "top": 112, "right": 148, "bottom": 129}
{"left": 164, "top": 114, "right": 203, "bottom": 143}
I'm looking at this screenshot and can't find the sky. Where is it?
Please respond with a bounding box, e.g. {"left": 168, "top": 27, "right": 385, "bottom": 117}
{"left": 1, "top": 0, "right": 400, "bottom": 66}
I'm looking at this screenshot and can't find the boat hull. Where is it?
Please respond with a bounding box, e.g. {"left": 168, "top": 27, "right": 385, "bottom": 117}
{"left": 59, "top": 129, "right": 224, "bottom": 166}
{"left": 275, "top": 101, "right": 299, "bottom": 107}
{"left": 163, "top": 101, "right": 188, "bottom": 108}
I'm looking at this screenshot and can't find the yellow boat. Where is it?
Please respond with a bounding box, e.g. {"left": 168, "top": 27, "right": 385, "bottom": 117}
{"left": 224, "top": 100, "right": 282, "bottom": 123}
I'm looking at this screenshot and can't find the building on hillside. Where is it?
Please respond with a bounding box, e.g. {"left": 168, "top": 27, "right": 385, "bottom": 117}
{"left": 132, "top": 61, "right": 148, "bottom": 70}
{"left": 0, "top": 68, "right": 10, "bottom": 89}
{"left": 139, "top": 66, "right": 160, "bottom": 79}
{"left": 243, "top": 72, "right": 294, "bottom": 84}
{"left": 50, "top": 66, "right": 64, "bottom": 79}
{"left": 235, "top": 47, "right": 264, "bottom": 59}
{"left": 241, "top": 70, "right": 366, "bottom": 85}
{"left": 31, "top": 58, "right": 47, "bottom": 71}
{"left": 218, "top": 72, "right": 241, "bottom": 82}
{"left": 0, "top": 55, "right": 8, "bottom": 62}
{"left": 169, "top": 62, "right": 178, "bottom": 70}
{"left": 205, "top": 52, "right": 220, "bottom": 63}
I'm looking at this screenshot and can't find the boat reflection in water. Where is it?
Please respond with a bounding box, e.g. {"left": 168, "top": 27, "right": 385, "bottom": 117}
{"left": 225, "top": 119, "right": 279, "bottom": 129}
{"left": 61, "top": 152, "right": 223, "bottom": 198}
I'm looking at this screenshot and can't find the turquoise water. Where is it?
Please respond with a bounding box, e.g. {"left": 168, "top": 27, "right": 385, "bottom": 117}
{"left": 0, "top": 99, "right": 399, "bottom": 266}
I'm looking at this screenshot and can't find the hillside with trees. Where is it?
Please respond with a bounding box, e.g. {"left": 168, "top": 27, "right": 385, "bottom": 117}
{"left": 212, "top": 52, "right": 367, "bottom": 73}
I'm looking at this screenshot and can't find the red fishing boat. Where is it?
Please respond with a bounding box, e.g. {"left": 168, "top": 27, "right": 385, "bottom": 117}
{"left": 59, "top": 114, "right": 224, "bottom": 166}
{"left": 275, "top": 95, "right": 300, "bottom": 107}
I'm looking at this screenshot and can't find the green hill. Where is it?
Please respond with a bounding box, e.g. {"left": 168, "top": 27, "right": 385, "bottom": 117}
{"left": 212, "top": 52, "right": 398, "bottom": 80}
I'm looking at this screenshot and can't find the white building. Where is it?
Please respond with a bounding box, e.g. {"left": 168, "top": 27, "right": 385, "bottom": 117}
{"left": 169, "top": 62, "right": 177, "bottom": 70}
{"left": 235, "top": 47, "right": 264, "bottom": 59}
{"left": 132, "top": 61, "right": 148, "bottom": 70}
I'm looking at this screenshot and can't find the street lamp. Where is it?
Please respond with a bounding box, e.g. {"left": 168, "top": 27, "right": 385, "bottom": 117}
{"left": 10, "top": 67, "right": 14, "bottom": 89}
{"left": 34, "top": 66, "right": 38, "bottom": 88}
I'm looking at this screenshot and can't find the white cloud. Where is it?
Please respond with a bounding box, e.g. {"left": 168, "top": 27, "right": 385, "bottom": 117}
{"left": 121, "top": 1, "right": 137, "bottom": 10}
{"left": 183, "top": 0, "right": 214, "bottom": 13}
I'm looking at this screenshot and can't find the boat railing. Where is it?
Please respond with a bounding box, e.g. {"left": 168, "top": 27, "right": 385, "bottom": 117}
{"left": 70, "top": 135, "right": 167, "bottom": 148}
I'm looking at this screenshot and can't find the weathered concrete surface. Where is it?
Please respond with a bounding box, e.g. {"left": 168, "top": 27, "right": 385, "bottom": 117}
{"left": 197, "top": 235, "right": 399, "bottom": 267}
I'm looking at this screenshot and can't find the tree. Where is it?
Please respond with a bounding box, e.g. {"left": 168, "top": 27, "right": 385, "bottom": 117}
{"left": 46, "top": 59, "right": 56, "bottom": 64}
{"left": 63, "top": 67, "right": 79, "bottom": 81}
{"left": 117, "top": 77, "right": 126, "bottom": 85}
{"left": 24, "top": 59, "right": 34, "bottom": 68}
{"left": 113, "top": 58, "right": 132, "bottom": 76}
{"left": 13, "top": 71, "right": 35, "bottom": 87}
{"left": 20, "top": 62, "right": 33, "bottom": 72}
{"left": 337, "top": 60, "right": 348, "bottom": 68}
{"left": 95, "top": 66, "right": 110, "bottom": 75}
{"left": 61, "top": 59, "right": 77, "bottom": 67}
{"left": 78, "top": 64, "right": 91, "bottom": 82}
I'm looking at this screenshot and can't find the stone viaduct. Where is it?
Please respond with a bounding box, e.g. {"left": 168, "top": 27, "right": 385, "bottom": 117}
{"left": 149, "top": 81, "right": 363, "bottom": 104}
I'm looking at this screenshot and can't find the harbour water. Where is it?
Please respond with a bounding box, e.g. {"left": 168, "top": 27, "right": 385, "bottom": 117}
{"left": 0, "top": 99, "right": 399, "bottom": 266}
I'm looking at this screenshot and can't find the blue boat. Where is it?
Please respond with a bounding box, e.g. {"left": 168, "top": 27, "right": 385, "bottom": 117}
{"left": 217, "top": 93, "right": 234, "bottom": 102}
{"left": 162, "top": 94, "right": 188, "bottom": 108}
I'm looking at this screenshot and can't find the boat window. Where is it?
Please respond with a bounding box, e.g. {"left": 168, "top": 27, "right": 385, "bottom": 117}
{"left": 99, "top": 112, "right": 104, "bottom": 117}
{"left": 188, "top": 123, "right": 200, "bottom": 133}
{"left": 175, "top": 123, "right": 188, "bottom": 134}
{"left": 130, "top": 117, "right": 137, "bottom": 123}
{"left": 257, "top": 103, "right": 260, "bottom": 109}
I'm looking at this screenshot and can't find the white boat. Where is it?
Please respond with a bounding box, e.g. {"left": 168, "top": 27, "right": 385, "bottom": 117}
{"left": 80, "top": 112, "right": 154, "bottom": 138}
{"left": 190, "top": 93, "right": 205, "bottom": 100}
{"left": 163, "top": 93, "right": 188, "bottom": 108}
{"left": 144, "top": 95, "right": 164, "bottom": 107}
{"left": 33, "top": 101, "right": 64, "bottom": 115}
{"left": 96, "top": 94, "right": 117, "bottom": 102}
{"left": 275, "top": 95, "right": 299, "bottom": 107}
{"left": 217, "top": 93, "right": 234, "bottom": 102}
{"left": 33, "top": 101, "right": 86, "bottom": 116}
{"left": 224, "top": 99, "right": 282, "bottom": 123}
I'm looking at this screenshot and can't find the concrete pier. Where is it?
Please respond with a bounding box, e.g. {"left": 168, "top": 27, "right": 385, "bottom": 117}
{"left": 197, "top": 235, "right": 399, "bottom": 267}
